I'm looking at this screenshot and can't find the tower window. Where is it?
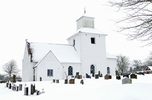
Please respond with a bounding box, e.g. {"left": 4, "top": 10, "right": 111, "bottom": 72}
{"left": 91, "top": 37, "right": 95, "bottom": 44}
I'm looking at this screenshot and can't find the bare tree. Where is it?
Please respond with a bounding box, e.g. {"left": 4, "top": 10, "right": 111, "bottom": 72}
{"left": 3, "top": 60, "right": 20, "bottom": 82}
{"left": 132, "top": 60, "right": 143, "bottom": 71}
{"left": 109, "top": 0, "right": 152, "bottom": 45}
{"left": 117, "top": 55, "right": 130, "bottom": 74}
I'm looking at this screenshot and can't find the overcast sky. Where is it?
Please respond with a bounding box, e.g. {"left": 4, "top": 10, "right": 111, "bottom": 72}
{"left": 0, "top": 0, "right": 151, "bottom": 75}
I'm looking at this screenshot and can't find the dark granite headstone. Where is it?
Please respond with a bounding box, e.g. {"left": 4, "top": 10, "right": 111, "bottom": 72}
{"left": 64, "top": 79, "right": 68, "bottom": 84}
{"left": 80, "top": 79, "right": 84, "bottom": 85}
{"left": 116, "top": 75, "right": 121, "bottom": 80}
{"left": 130, "top": 74, "right": 137, "bottom": 79}
{"left": 95, "top": 74, "right": 99, "bottom": 79}
{"left": 56, "top": 79, "right": 59, "bottom": 83}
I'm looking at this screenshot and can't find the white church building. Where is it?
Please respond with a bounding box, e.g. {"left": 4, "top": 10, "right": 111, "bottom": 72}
{"left": 22, "top": 13, "right": 117, "bottom": 82}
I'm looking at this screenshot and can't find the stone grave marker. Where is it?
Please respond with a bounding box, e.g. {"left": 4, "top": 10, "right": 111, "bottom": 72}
{"left": 116, "top": 75, "right": 121, "bottom": 80}
{"left": 56, "top": 79, "right": 59, "bottom": 83}
{"left": 104, "top": 74, "right": 109, "bottom": 80}
{"left": 69, "top": 79, "right": 75, "bottom": 84}
{"left": 95, "top": 74, "right": 99, "bottom": 79}
{"left": 64, "top": 79, "right": 68, "bottom": 84}
{"left": 122, "top": 77, "right": 132, "bottom": 84}
{"left": 78, "top": 75, "right": 82, "bottom": 79}
{"left": 19, "top": 84, "right": 22, "bottom": 91}
{"left": 130, "top": 74, "right": 137, "bottom": 79}
{"left": 108, "top": 75, "right": 112, "bottom": 79}
{"left": 75, "top": 72, "right": 79, "bottom": 79}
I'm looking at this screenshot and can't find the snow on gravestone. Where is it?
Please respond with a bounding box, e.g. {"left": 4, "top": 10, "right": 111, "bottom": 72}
{"left": 122, "top": 77, "right": 132, "bottom": 84}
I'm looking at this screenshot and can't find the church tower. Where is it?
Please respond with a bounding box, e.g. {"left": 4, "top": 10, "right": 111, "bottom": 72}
{"left": 67, "top": 11, "right": 107, "bottom": 76}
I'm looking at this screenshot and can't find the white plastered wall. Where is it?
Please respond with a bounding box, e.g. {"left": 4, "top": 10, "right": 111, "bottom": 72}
{"left": 36, "top": 51, "right": 64, "bottom": 81}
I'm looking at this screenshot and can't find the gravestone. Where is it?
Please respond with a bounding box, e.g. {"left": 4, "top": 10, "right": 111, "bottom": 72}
{"left": 104, "top": 74, "right": 109, "bottom": 80}
{"left": 86, "top": 73, "right": 91, "bottom": 78}
{"left": 24, "top": 86, "right": 28, "bottom": 96}
{"left": 6, "top": 82, "right": 8, "bottom": 87}
{"left": 123, "top": 74, "right": 129, "bottom": 78}
{"left": 100, "top": 73, "right": 103, "bottom": 77}
{"left": 95, "top": 74, "right": 99, "bottom": 79}
{"left": 116, "top": 75, "right": 121, "bottom": 80}
{"left": 130, "top": 74, "right": 137, "bottom": 79}
{"left": 64, "top": 79, "right": 68, "bottom": 84}
{"left": 108, "top": 75, "right": 112, "bottom": 79}
{"left": 98, "top": 71, "right": 100, "bottom": 77}
{"left": 75, "top": 72, "right": 79, "bottom": 79}
{"left": 31, "top": 84, "right": 35, "bottom": 95}
{"left": 122, "top": 77, "right": 132, "bottom": 84}
{"left": 80, "top": 79, "right": 84, "bottom": 85}
{"left": 40, "top": 77, "right": 42, "bottom": 81}
{"left": 56, "top": 79, "right": 59, "bottom": 83}
{"left": 9, "top": 83, "right": 11, "bottom": 89}
{"left": 53, "top": 79, "right": 55, "bottom": 83}
{"left": 78, "top": 75, "right": 82, "bottom": 79}
{"left": 69, "top": 79, "right": 75, "bottom": 84}
{"left": 19, "top": 84, "right": 22, "bottom": 91}
{"left": 92, "top": 72, "right": 95, "bottom": 77}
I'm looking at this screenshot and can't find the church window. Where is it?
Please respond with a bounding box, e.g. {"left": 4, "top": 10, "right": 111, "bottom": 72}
{"left": 107, "top": 67, "right": 110, "bottom": 74}
{"left": 47, "top": 69, "right": 53, "bottom": 76}
{"left": 91, "top": 37, "right": 95, "bottom": 44}
{"left": 68, "top": 66, "right": 73, "bottom": 76}
{"left": 90, "top": 65, "right": 95, "bottom": 74}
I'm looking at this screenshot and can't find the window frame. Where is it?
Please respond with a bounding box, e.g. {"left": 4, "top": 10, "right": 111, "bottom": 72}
{"left": 47, "top": 69, "right": 53, "bottom": 77}
{"left": 91, "top": 37, "right": 95, "bottom": 44}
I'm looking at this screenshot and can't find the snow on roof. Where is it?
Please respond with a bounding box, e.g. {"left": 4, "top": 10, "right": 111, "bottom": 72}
{"left": 67, "top": 27, "right": 107, "bottom": 40}
{"left": 30, "top": 42, "right": 81, "bottom": 63}
{"left": 106, "top": 53, "right": 117, "bottom": 59}
{"left": 77, "top": 27, "right": 107, "bottom": 35}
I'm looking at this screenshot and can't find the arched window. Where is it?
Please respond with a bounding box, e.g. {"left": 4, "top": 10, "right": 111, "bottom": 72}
{"left": 107, "top": 67, "right": 110, "bottom": 74}
{"left": 90, "top": 65, "right": 95, "bottom": 74}
{"left": 68, "top": 66, "right": 73, "bottom": 76}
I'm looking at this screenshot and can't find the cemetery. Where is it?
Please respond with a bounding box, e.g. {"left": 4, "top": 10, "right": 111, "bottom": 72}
{"left": 1, "top": 73, "right": 152, "bottom": 100}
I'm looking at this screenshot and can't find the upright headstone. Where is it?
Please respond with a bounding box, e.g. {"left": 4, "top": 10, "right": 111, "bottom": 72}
{"left": 98, "top": 71, "right": 100, "bottom": 77}
{"left": 75, "top": 72, "right": 79, "bottom": 79}
{"left": 108, "top": 75, "right": 112, "bottom": 79}
{"left": 116, "top": 75, "right": 121, "bottom": 80}
{"left": 130, "top": 74, "right": 137, "bottom": 79}
{"left": 95, "top": 74, "right": 99, "bottom": 79}
{"left": 19, "top": 84, "right": 22, "bottom": 91}
{"left": 6, "top": 82, "right": 8, "bottom": 87}
{"left": 9, "top": 83, "right": 11, "bottom": 89}
{"left": 56, "top": 79, "right": 59, "bottom": 83}
{"left": 78, "top": 75, "right": 82, "bottom": 79}
{"left": 104, "top": 74, "right": 109, "bottom": 80}
{"left": 92, "top": 71, "right": 95, "bottom": 77}
{"left": 80, "top": 79, "right": 84, "bottom": 85}
{"left": 64, "top": 79, "right": 68, "bottom": 84}
{"left": 40, "top": 77, "right": 42, "bottom": 81}
{"left": 24, "top": 85, "right": 28, "bottom": 96}
{"left": 122, "top": 77, "right": 132, "bottom": 84}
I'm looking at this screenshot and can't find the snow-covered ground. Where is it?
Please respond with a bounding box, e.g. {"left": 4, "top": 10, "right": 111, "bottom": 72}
{"left": 1, "top": 74, "right": 152, "bottom": 100}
